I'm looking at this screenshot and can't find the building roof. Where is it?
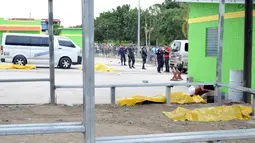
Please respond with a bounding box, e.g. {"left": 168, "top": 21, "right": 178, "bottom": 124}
{"left": 41, "top": 19, "right": 61, "bottom": 22}
{"left": 175, "top": 0, "right": 255, "bottom": 4}
{"left": 7, "top": 18, "right": 35, "bottom": 21}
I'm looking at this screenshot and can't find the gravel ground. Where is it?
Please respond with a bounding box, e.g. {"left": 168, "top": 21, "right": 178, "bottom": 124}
{"left": 0, "top": 104, "right": 254, "bottom": 143}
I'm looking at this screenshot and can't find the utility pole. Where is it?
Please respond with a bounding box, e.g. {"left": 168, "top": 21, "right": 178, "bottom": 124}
{"left": 137, "top": 0, "right": 141, "bottom": 56}
{"left": 145, "top": 13, "right": 148, "bottom": 47}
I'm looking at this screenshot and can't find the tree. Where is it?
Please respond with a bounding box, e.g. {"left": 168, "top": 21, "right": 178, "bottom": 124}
{"left": 53, "top": 24, "right": 63, "bottom": 35}
{"left": 92, "top": 0, "right": 188, "bottom": 45}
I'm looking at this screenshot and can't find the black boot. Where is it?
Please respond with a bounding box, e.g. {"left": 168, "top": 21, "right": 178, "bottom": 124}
{"left": 142, "top": 64, "right": 146, "bottom": 70}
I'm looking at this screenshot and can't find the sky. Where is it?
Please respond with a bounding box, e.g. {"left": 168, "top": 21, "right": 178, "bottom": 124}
{"left": 0, "top": 0, "right": 164, "bottom": 27}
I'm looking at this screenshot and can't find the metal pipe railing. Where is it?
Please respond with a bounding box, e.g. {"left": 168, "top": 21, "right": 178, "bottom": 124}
{"left": 96, "top": 128, "right": 255, "bottom": 143}
{"left": 218, "top": 82, "right": 255, "bottom": 94}
{"left": 0, "top": 122, "right": 81, "bottom": 128}
{"left": 55, "top": 82, "right": 216, "bottom": 89}
{"left": 0, "top": 122, "right": 85, "bottom": 136}
{"left": 0, "top": 78, "right": 50, "bottom": 83}
{"left": 55, "top": 82, "right": 216, "bottom": 105}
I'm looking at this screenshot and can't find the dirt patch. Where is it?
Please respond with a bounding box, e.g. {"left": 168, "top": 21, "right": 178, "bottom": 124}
{"left": 0, "top": 104, "right": 254, "bottom": 143}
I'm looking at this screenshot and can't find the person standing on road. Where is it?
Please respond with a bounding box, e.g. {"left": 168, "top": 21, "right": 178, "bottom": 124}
{"left": 127, "top": 42, "right": 136, "bottom": 69}
{"left": 141, "top": 46, "right": 147, "bottom": 70}
{"left": 164, "top": 46, "right": 171, "bottom": 72}
{"left": 118, "top": 45, "right": 127, "bottom": 66}
{"left": 156, "top": 47, "right": 164, "bottom": 73}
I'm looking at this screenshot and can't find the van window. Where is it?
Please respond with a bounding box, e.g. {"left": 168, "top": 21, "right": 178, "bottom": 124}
{"left": 30, "top": 37, "right": 49, "bottom": 47}
{"left": 58, "top": 40, "right": 75, "bottom": 48}
{"left": 171, "top": 41, "right": 181, "bottom": 52}
{"left": 185, "top": 43, "right": 188, "bottom": 52}
{"left": 5, "top": 35, "right": 30, "bottom": 46}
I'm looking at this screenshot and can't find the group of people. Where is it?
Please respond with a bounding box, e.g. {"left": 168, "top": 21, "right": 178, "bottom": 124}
{"left": 155, "top": 46, "right": 183, "bottom": 81}
{"left": 117, "top": 42, "right": 183, "bottom": 81}
{"left": 118, "top": 42, "right": 137, "bottom": 69}
{"left": 118, "top": 42, "right": 152, "bottom": 70}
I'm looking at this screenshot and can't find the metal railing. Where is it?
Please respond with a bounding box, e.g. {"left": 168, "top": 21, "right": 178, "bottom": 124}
{"left": 1, "top": 80, "right": 255, "bottom": 142}
{"left": 55, "top": 82, "right": 216, "bottom": 105}
{"left": 1, "top": 0, "right": 255, "bottom": 142}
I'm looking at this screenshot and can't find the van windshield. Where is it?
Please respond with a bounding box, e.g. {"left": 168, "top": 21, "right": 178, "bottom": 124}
{"left": 170, "top": 41, "right": 181, "bottom": 52}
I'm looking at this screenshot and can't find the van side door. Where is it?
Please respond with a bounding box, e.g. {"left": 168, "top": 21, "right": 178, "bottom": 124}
{"left": 181, "top": 42, "right": 188, "bottom": 68}
{"left": 30, "top": 36, "right": 50, "bottom": 65}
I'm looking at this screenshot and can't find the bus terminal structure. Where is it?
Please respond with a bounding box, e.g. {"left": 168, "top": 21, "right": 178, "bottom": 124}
{"left": 1, "top": 0, "right": 255, "bottom": 143}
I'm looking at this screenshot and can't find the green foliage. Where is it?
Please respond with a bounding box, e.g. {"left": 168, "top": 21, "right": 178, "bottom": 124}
{"left": 94, "top": 0, "right": 188, "bottom": 45}
{"left": 53, "top": 24, "right": 63, "bottom": 35}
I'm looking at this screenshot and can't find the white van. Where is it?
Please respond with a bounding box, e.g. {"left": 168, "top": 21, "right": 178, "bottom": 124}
{"left": 170, "top": 40, "right": 188, "bottom": 73}
{"left": 0, "top": 33, "right": 82, "bottom": 69}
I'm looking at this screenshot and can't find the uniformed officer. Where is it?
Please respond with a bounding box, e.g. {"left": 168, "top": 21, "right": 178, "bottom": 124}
{"left": 127, "top": 42, "right": 136, "bottom": 69}
{"left": 141, "top": 46, "right": 147, "bottom": 70}
{"left": 118, "top": 45, "right": 127, "bottom": 66}
{"left": 156, "top": 47, "right": 164, "bottom": 73}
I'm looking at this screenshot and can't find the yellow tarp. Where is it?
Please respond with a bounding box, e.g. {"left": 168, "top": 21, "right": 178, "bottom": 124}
{"left": 171, "top": 92, "right": 206, "bottom": 104}
{"left": 118, "top": 94, "right": 166, "bottom": 106}
{"left": 163, "top": 105, "right": 252, "bottom": 122}
{"left": 117, "top": 92, "right": 206, "bottom": 106}
{"left": 0, "top": 64, "right": 36, "bottom": 70}
{"left": 80, "top": 62, "right": 120, "bottom": 72}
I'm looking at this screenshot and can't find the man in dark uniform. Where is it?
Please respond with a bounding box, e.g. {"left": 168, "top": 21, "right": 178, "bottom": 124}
{"left": 156, "top": 47, "right": 164, "bottom": 73}
{"left": 141, "top": 46, "right": 147, "bottom": 70}
{"left": 118, "top": 45, "right": 127, "bottom": 66}
{"left": 127, "top": 42, "right": 136, "bottom": 69}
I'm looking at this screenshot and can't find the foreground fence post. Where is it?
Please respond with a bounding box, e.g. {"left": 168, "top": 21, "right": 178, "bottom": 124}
{"left": 111, "top": 87, "right": 116, "bottom": 104}
{"left": 215, "top": 0, "right": 225, "bottom": 105}
{"left": 165, "top": 86, "right": 172, "bottom": 105}
{"left": 82, "top": 0, "right": 95, "bottom": 142}
{"left": 48, "top": 0, "right": 56, "bottom": 104}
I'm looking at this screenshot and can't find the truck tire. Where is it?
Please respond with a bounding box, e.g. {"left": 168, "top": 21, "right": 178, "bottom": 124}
{"left": 13, "top": 55, "right": 27, "bottom": 66}
{"left": 59, "top": 57, "right": 72, "bottom": 69}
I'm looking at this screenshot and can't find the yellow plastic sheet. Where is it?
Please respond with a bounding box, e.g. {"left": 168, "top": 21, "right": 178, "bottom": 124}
{"left": 0, "top": 64, "right": 36, "bottom": 70}
{"left": 80, "top": 62, "right": 120, "bottom": 72}
{"left": 171, "top": 92, "right": 206, "bottom": 104}
{"left": 163, "top": 105, "right": 252, "bottom": 122}
{"left": 118, "top": 94, "right": 166, "bottom": 106}
{"left": 117, "top": 92, "right": 206, "bottom": 106}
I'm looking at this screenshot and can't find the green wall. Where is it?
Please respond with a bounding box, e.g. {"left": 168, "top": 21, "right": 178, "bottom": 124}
{"left": 0, "top": 18, "right": 41, "bottom": 43}
{"left": 188, "top": 3, "right": 255, "bottom": 92}
{"left": 58, "top": 28, "right": 82, "bottom": 48}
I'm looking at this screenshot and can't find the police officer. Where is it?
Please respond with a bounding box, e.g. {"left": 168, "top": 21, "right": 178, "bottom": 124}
{"left": 141, "top": 46, "right": 147, "bottom": 70}
{"left": 156, "top": 47, "right": 164, "bottom": 73}
{"left": 127, "top": 42, "right": 136, "bottom": 69}
{"left": 118, "top": 45, "right": 127, "bottom": 66}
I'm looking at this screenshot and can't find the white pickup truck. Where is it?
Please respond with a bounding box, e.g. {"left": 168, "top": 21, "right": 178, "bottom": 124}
{"left": 169, "top": 40, "right": 188, "bottom": 73}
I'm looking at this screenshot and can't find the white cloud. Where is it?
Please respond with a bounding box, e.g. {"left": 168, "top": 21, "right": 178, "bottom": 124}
{"left": 0, "top": 0, "right": 164, "bottom": 27}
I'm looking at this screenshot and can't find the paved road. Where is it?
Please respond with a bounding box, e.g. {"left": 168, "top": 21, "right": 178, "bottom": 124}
{"left": 0, "top": 58, "right": 188, "bottom": 104}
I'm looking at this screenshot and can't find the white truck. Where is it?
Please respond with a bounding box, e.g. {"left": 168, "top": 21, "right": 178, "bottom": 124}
{"left": 169, "top": 40, "right": 188, "bottom": 73}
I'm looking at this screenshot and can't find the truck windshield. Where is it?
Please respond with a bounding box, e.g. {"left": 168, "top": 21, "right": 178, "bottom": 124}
{"left": 170, "top": 41, "right": 181, "bottom": 52}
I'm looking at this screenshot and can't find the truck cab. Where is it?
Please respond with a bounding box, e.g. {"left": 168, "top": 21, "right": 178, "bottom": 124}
{"left": 170, "top": 40, "right": 188, "bottom": 73}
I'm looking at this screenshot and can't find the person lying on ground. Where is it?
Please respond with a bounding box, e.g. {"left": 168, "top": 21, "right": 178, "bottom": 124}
{"left": 187, "top": 85, "right": 215, "bottom": 98}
